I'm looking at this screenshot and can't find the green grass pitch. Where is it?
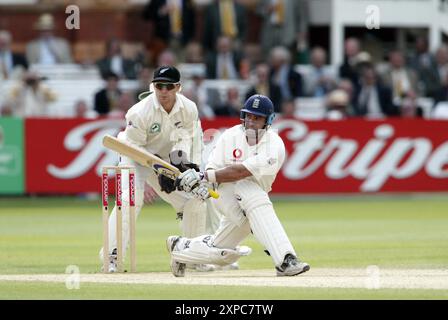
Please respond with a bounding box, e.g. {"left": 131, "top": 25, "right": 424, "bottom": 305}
{"left": 0, "top": 195, "right": 447, "bottom": 299}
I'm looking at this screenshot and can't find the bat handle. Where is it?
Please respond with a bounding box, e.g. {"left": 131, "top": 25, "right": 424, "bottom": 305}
{"left": 208, "top": 189, "right": 219, "bottom": 199}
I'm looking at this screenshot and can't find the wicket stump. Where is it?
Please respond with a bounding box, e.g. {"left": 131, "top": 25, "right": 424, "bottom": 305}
{"left": 101, "top": 165, "right": 136, "bottom": 273}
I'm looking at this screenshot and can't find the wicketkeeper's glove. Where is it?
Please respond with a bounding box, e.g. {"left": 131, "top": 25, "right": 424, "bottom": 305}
{"left": 157, "top": 150, "right": 199, "bottom": 194}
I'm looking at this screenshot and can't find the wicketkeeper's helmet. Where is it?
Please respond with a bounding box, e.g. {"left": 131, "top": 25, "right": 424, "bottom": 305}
{"left": 240, "top": 94, "right": 275, "bottom": 127}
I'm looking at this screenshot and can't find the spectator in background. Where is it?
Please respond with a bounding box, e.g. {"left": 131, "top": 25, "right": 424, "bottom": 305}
{"left": 213, "top": 87, "right": 242, "bottom": 116}
{"left": 257, "top": 0, "right": 308, "bottom": 59}
{"left": 303, "top": 47, "right": 336, "bottom": 97}
{"left": 400, "top": 90, "right": 423, "bottom": 118}
{"left": 1, "top": 71, "right": 56, "bottom": 117}
{"left": 432, "top": 71, "right": 448, "bottom": 119}
{"left": 135, "top": 66, "right": 153, "bottom": 101}
{"left": 73, "top": 100, "right": 98, "bottom": 119}
{"left": 339, "top": 37, "right": 361, "bottom": 87}
{"left": 26, "top": 13, "right": 72, "bottom": 65}
{"left": 408, "top": 36, "right": 437, "bottom": 94}
{"left": 436, "top": 46, "right": 448, "bottom": 86}
{"left": 182, "top": 70, "right": 216, "bottom": 119}
{"left": 142, "top": 0, "right": 196, "bottom": 62}
{"left": 243, "top": 43, "right": 263, "bottom": 68}
{"left": 245, "top": 63, "right": 282, "bottom": 112}
{"left": 419, "top": 45, "right": 448, "bottom": 99}
{"left": 337, "top": 78, "right": 355, "bottom": 115}
{"left": 269, "top": 46, "right": 304, "bottom": 101}
{"left": 206, "top": 36, "right": 244, "bottom": 79}
{"left": 203, "top": 0, "right": 247, "bottom": 52}
{"left": 97, "top": 39, "right": 137, "bottom": 80}
{"left": 353, "top": 66, "right": 399, "bottom": 118}
{"left": 408, "top": 36, "right": 436, "bottom": 72}
{"left": 326, "top": 89, "right": 349, "bottom": 120}
{"left": 435, "top": 71, "right": 448, "bottom": 104}
{"left": 381, "top": 49, "right": 418, "bottom": 107}
{"left": 0, "top": 30, "right": 28, "bottom": 80}
{"left": 184, "top": 42, "right": 205, "bottom": 63}
{"left": 108, "top": 91, "right": 135, "bottom": 119}
{"left": 280, "top": 99, "right": 296, "bottom": 118}
{"left": 94, "top": 72, "right": 122, "bottom": 115}
{"left": 157, "top": 49, "right": 178, "bottom": 67}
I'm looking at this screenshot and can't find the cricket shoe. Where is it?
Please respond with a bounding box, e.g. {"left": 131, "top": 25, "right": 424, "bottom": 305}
{"left": 100, "top": 248, "right": 118, "bottom": 273}
{"left": 187, "top": 264, "right": 216, "bottom": 272}
{"left": 223, "top": 262, "right": 240, "bottom": 270}
{"left": 275, "top": 254, "right": 310, "bottom": 277}
{"left": 214, "top": 262, "right": 239, "bottom": 270}
{"left": 166, "top": 235, "right": 186, "bottom": 277}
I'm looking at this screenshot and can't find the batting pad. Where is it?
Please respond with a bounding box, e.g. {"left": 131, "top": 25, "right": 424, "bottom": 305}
{"left": 204, "top": 198, "right": 222, "bottom": 234}
{"left": 181, "top": 198, "right": 207, "bottom": 238}
{"left": 234, "top": 180, "right": 296, "bottom": 266}
{"left": 212, "top": 215, "right": 252, "bottom": 249}
{"left": 171, "top": 235, "right": 251, "bottom": 266}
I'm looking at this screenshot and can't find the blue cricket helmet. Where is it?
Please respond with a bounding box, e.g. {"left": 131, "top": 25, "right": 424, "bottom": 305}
{"left": 240, "top": 94, "right": 276, "bottom": 126}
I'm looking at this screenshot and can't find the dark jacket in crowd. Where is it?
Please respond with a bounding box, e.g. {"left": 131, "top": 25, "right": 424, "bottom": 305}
{"left": 353, "top": 84, "right": 399, "bottom": 116}
{"left": 143, "top": 0, "right": 196, "bottom": 45}
{"left": 94, "top": 88, "right": 122, "bottom": 115}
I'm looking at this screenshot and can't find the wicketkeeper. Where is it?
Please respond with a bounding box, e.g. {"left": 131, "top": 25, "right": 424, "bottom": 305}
{"left": 166, "top": 94, "right": 310, "bottom": 277}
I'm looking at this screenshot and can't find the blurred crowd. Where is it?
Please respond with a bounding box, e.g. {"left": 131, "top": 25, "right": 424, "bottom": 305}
{"left": 1, "top": 0, "right": 448, "bottom": 120}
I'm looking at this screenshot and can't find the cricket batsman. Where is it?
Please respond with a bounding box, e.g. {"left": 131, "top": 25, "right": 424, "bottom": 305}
{"left": 100, "top": 65, "right": 220, "bottom": 272}
{"left": 166, "top": 94, "right": 310, "bottom": 277}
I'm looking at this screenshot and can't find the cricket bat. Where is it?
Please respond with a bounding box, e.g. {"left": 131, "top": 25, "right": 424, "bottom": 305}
{"left": 102, "top": 135, "right": 219, "bottom": 199}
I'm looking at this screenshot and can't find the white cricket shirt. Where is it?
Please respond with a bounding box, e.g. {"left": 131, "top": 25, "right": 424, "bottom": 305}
{"left": 206, "top": 124, "right": 286, "bottom": 192}
{"left": 117, "top": 92, "right": 203, "bottom": 165}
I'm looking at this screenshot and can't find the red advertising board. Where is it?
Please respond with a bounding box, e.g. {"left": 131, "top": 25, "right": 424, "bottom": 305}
{"left": 272, "top": 118, "right": 448, "bottom": 193}
{"left": 26, "top": 118, "right": 126, "bottom": 193}
{"left": 25, "top": 118, "right": 448, "bottom": 194}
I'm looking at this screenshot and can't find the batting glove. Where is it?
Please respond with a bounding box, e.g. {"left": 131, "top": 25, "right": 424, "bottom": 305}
{"left": 176, "top": 168, "right": 204, "bottom": 192}
{"left": 191, "top": 182, "right": 211, "bottom": 201}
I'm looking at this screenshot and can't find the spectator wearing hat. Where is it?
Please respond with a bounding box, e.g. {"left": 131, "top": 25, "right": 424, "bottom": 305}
{"left": 26, "top": 13, "right": 72, "bottom": 65}
{"left": 0, "top": 30, "right": 28, "bottom": 80}
{"left": 326, "top": 89, "right": 349, "bottom": 120}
